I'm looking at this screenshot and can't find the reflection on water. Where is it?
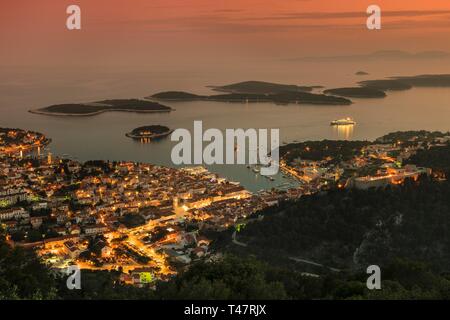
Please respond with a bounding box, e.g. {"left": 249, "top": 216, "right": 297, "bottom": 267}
{"left": 140, "top": 138, "right": 151, "bottom": 144}
{"left": 332, "top": 125, "right": 355, "bottom": 140}
{"left": 135, "top": 136, "right": 170, "bottom": 144}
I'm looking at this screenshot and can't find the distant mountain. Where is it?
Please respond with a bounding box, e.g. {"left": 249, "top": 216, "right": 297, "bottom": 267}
{"left": 209, "top": 81, "right": 315, "bottom": 94}
{"left": 292, "top": 50, "right": 450, "bottom": 62}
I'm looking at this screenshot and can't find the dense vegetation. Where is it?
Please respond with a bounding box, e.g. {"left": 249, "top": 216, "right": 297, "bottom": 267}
{"left": 376, "top": 130, "right": 447, "bottom": 144}
{"left": 211, "top": 81, "right": 314, "bottom": 94}
{"left": 150, "top": 91, "right": 206, "bottom": 100}
{"left": 323, "top": 87, "right": 386, "bottom": 98}
{"left": 3, "top": 235, "right": 450, "bottom": 300}
{"left": 407, "top": 145, "right": 450, "bottom": 173}
{"left": 167, "top": 256, "right": 450, "bottom": 300}
{"left": 359, "top": 79, "right": 412, "bottom": 91}
{"left": 392, "top": 74, "right": 450, "bottom": 87}
{"left": 226, "top": 177, "right": 450, "bottom": 272}
{"left": 280, "top": 140, "right": 370, "bottom": 164}
{"left": 0, "top": 229, "right": 58, "bottom": 299}
{"left": 34, "top": 99, "right": 171, "bottom": 115}
{"left": 151, "top": 90, "right": 352, "bottom": 105}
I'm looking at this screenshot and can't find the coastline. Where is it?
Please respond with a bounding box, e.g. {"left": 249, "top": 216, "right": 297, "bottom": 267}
{"left": 0, "top": 138, "right": 51, "bottom": 155}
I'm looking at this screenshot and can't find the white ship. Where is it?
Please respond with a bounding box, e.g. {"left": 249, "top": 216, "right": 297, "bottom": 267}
{"left": 330, "top": 117, "right": 356, "bottom": 126}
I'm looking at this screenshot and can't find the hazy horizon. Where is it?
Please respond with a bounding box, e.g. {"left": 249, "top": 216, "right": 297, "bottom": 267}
{"left": 2, "top": 0, "right": 450, "bottom": 69}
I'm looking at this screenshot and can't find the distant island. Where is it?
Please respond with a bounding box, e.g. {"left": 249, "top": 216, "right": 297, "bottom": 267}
{"left": 150, "top": 91, "right": 207, "bottom": 101}
{"left": 126, "top": 125, "right": 173, "bottom": 140}
{"left": 30, "top": 99, "right": 173, "bottom": 116}
{"left": 207, "top": 81, "right": 316, "bottom": 94}
{"left": 358, "top": 74, "right": 450, "bottom": 92}
{"left": 390, "top": 74, "right": 450, "bottom": 87}
{"left": 150, "top": 90, "right": 352, "bottom": 106}
{"left": 355, "top": 71, "right": 369, "bottom": 76}
{"left": 359, "top": 79, "right": 413, "bottom": 91}
{"left": 323, "top": 87, "right": 386, "bottom": 98}
{"left": 32, "top": 75, "right": 450, "bottom": 117}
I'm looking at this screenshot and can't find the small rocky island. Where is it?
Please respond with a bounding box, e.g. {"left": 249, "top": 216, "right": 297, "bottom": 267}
{"left": 125, "top": 125, "right": 173, "bottom": 140}
{"left": 30, "top": 99, "right": 172, "bottom": 116}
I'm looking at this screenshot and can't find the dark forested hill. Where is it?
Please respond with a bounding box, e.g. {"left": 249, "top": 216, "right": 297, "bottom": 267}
{"left": 406, "top": 145, "right": 450, "bottom": 173}
{"left": 224, "top": 177, "right": 450, "bottom": 273}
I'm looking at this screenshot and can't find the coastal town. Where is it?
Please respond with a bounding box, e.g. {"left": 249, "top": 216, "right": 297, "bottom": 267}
{"left": 0, "top": 127, "right": 447, "bottom": 286}
{"left": 279, "top": 131, "right": 448, "bottom": 191}
{"left": 0, "top": 128, "right": 290, "bottom": 286}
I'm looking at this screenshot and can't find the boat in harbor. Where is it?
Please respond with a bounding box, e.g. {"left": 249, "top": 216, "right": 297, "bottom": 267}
{"left": 330, "top": 117, "right": 356, "bottom": 126}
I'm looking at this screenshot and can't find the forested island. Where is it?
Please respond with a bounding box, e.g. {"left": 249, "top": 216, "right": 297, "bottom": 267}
{"left": 359, "top": 79, "right": 413, "bottom": 91}
{"left": 150, "top": 91, "right": 352, "bottom": 105}
{"left": 30, "top": 75, "right": 450, "bottom": 117}
{"left": 125, "top": 125, "right": 173, "bottom": 140}
{"left": 151, "top": 74, "right": 450, "bottom": 106}
{"left": 322, "top": 74, "right": 450, "bottom": 101}
{"left": 358, "top": 74, "right": 450, "bottom": 92}
{"left": 208, "top": 80, "right": 316, "bottom": 94}
{"left": 324, "top": 87, "right": 386, "bottom": 98}
{"left": 391, "top": 74, "right": 450, "bottom": 87}
{"left": 30, "top": 99, "right": 172, "bottom": 116}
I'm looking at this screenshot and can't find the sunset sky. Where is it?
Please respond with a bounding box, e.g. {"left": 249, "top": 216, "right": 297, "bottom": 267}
{"left": 2, "top": 0, "right": 450, "bottom": 68}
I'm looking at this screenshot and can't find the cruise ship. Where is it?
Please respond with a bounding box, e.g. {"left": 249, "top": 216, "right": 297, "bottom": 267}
{"left": 330, "top": 117, "right": 356, "bottom": 126}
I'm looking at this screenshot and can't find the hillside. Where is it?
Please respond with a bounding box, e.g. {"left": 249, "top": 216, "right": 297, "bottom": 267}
{"left": 225, "top": 177, "right": 450, "bottom": 273}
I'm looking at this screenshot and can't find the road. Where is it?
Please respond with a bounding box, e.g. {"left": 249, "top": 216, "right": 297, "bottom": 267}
{"left": 289, "top": 257, "right": 341, "bottom": 272}
{"left": 231, "top": 230, "right": 247, "bottom": 247}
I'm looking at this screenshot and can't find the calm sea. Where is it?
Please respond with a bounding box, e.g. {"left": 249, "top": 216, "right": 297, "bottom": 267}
{"left": 2, "top": 63, "right": 450, "bottom": 191}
